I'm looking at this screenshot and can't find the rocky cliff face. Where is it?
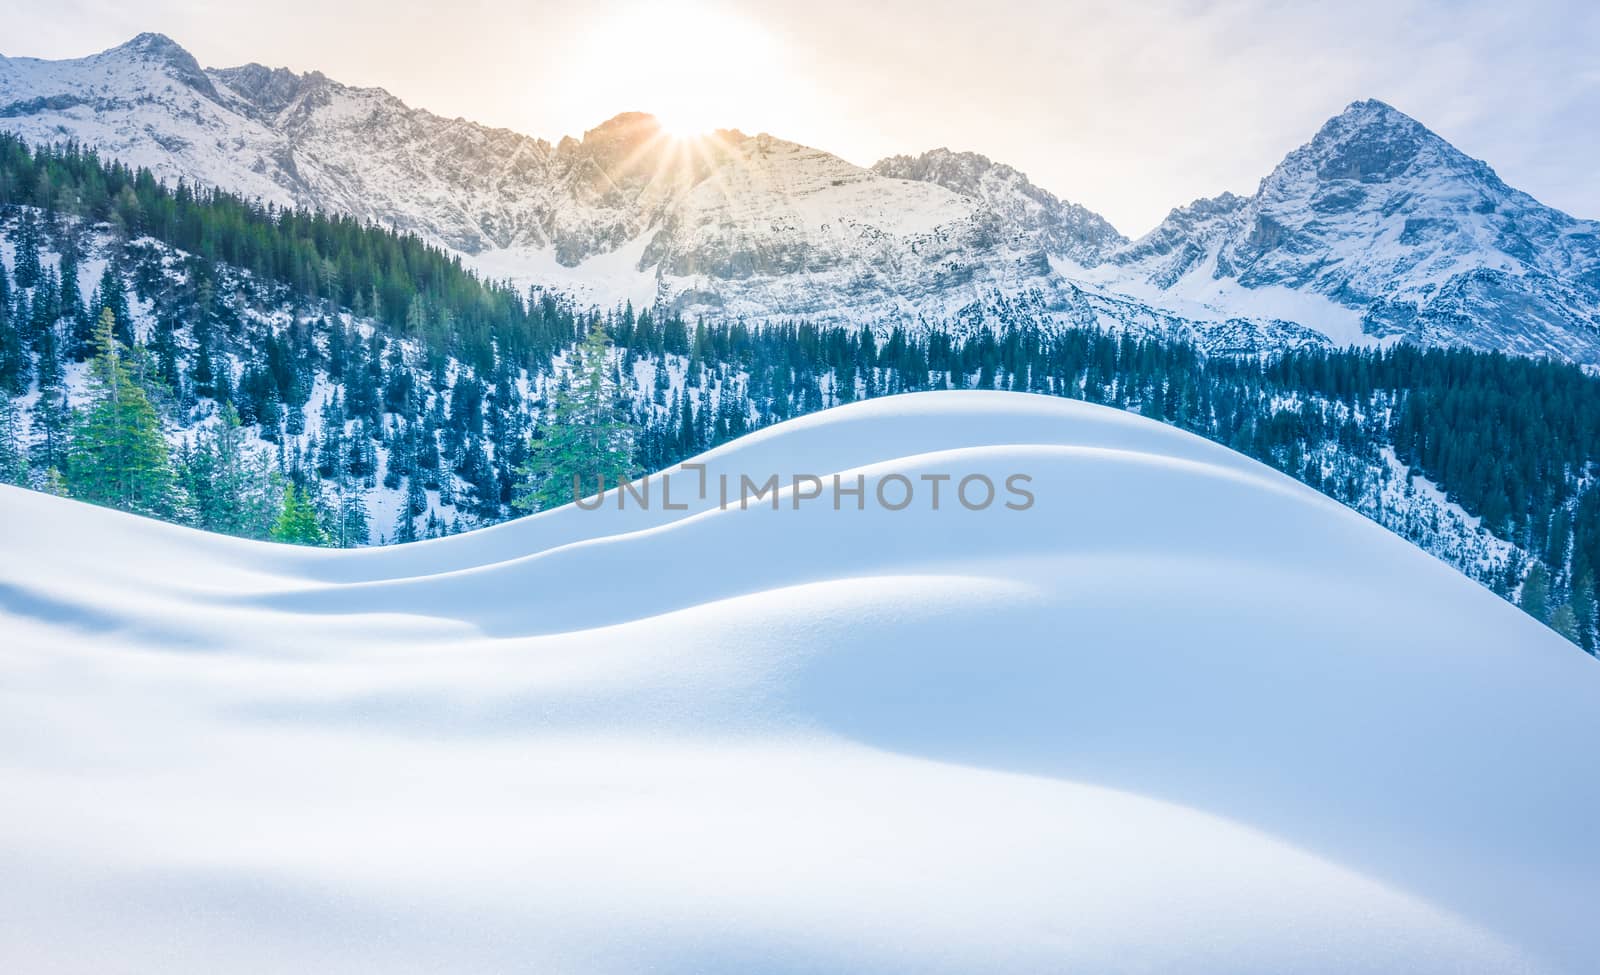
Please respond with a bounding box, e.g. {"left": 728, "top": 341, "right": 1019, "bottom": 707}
{"left": 873, "top": 147, "right": 1127, "bottom": 265}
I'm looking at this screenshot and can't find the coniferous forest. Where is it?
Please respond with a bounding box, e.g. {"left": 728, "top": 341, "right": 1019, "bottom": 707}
{"left": 1, "top": 135, "right": 1597, "bottom": 651}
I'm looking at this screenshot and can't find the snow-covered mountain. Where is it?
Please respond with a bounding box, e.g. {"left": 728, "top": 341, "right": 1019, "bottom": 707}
{"left": 0, "top": 35, "right": 1120, "bottom": 334}
{"left": 3, "top": 392, "right": 1597, "bottom": 972}
{"left": 871, "top": 147, "right": 1127, "bottom": 265}
{"left": 3, "top": 35, "right": 1599, "bottom": 359}
{"left": 1098, "top": 100, "right": 1600, "bottom": 358}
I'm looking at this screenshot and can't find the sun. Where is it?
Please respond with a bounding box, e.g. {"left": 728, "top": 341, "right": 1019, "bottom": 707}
{"left": 653, "top": 105, "right": 721, "bottom": 140}
{"left": 564, "top": 2, "right": 786, "bottom": 137}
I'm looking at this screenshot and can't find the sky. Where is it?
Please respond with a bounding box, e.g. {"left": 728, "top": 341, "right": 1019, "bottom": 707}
{"left": 4, "top": 0, "right": 1598, "bottom": 235}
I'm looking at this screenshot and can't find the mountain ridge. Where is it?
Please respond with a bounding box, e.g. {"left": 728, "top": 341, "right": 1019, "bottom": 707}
{"left": 2, "top": 35, "right": 1598, "bottom": 360}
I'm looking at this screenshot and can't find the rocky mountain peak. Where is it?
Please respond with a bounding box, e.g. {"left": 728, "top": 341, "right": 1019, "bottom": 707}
{"left": 874, "top": 146, "right": 1126, "bottom": 264}
{"left": 562, "top": 113, "right": 663, "bottom": 162}
{"left": 874, "top": 148, "right": 1003, "bottom": 197}
{"left": 1105, "top": 98, "right": 1600, "bottom": 359}
{"left": 1294, "top": 99, "right": 1451, "bottom": 184}
{"left": 211, "top": 62, "right": 330, "bottom": 122}
{"left": 105, "top": 32, "right": 220, "bottom": 101}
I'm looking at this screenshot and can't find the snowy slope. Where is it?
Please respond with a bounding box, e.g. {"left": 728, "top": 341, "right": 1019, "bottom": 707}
{"left": 2, "top": 391, "right": 1596, "bottom": 973}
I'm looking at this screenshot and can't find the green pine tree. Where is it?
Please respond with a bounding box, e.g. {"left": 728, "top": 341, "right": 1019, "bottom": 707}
{"left": 0, "top": 397, "right": 29, "bottom": 486}
{"left": 1519, "top": 563, "right": 1552, "bottom": 624}
{"left": 321, "top": 477, "right": 370, "bottom": 548}
{"left": 1570, "top": 573, "right": 1596, "bottom": 654}
{"left": 1550, "top": 602, "right": 1581, "bottom": 644}
{"left": 29, "top": 383, "right": 74, "bottom": 486}
{"left": 181, "top": 403, "right": 281, "bottom": 538}
{"left": 514, "top": 323, "right": 637, "bottom": 512}
{"left": 11, "top": 214, "right": 42, "bottom": 289}
{"left": 64, "top": 309, "right": 177, "bottom": 516}
{"left": 271, "top": 483, "right": 328, "bottom": 546}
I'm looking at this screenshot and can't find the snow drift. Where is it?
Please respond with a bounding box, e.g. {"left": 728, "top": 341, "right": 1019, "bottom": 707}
{"left": 1, "top": 391, "right": 1596, "bottom": 974}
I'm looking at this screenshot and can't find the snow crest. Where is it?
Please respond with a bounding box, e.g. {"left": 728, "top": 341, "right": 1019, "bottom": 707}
{"left": 1, "top": 391, "right": 1596, "bottom": 973}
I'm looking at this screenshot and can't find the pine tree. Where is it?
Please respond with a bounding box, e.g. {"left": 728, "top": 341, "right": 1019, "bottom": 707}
{"left": 393, "top": 492, "right": 419, "bottom": 544}
{"left": 0, "top": 397, "right": 29, "bottom": 485}
{"left": 0, "top": 290, "right": 25, "bottom": 393}
{"left": 58, "top": 246, "right": 87, "bottom": 345}
{"left": 33, "top": 314, "right": 64, "bottom": 390}
{"left": 322, "top": 476, "right": 370, "bottom": 548}
{"left": 1519, "top": 563, "right": 1552, "bottom": 624}
{"left": 514, "top": 323, "right": 637, "bottom": 512}
{"left": 93, "top": 263, "right": 134, "bottom": 349}
{"left": 1570, "top": 572, "right": 1597, "bottom": 654}
{"left": 29, "top": 383, "right": 73, "bottom": 478}
{"left": 180, "top": 404, "right": 280, "bottom": 538}
{"left": 271, "top": 483, "right": 328, "bottom": 546}
{"left": 405, "top": 469, "right": 427, "bottom": 521}
{"left": 1550, "top": 602, "right": 1581, "bottom": 644}
{"left": 11, "top": 214, "right": 42, "bottom": 289}
{"left": 64, "top": 308, "right": 177, "bottom": 516}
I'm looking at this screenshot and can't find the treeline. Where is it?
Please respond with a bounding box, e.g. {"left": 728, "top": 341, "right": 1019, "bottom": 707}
{"left": 600, "top": 312, "right": 1600, "bottom": 648}
{"left": 0, "top": 134, "right": 576, "bottom": 372}
{"left": 0, "top": 308, "right": 351, "bottom": 546}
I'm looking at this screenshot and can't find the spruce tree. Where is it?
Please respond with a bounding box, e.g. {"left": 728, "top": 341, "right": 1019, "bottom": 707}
{"left": 323, "top": 476, "right": 370, "bottom": 548}
{"left": 34, "top": 315, "right": 64, "bottom": 390}
{"left": 64, "top": 309, "right": 177, "bottom": 516}
{"left": 393, "top": 495, "right": 419, "bottom": 544}
{"left": 1550, "top": 602, "right": 1581, "bottom": 645}
{"left": 405, "top": 469, "right": 427, "bottom": 522}
{"left": 11, "top": 214, "right": 42, "bottom": 289}
{"left": 271, "top": 483, "right": 328, "bottom": 546}
{"left": 58, "top": 247, "right": 87, "bottom": 344}
{"left": 0, "top": 397, "right": 29, "bottom": 485}
{"left": 0, "top": 292, "right": 24, "bottom": 393}
{"left": 29, "top": 383, "right": 73, "bottom": 478}
{"left": 514, "top": 323, "right": 637, "bottom": 512}
{"left": 181, "top": 404, "right": 280, "bottom": 538}
{"left": 1570, "top": 572, "right": 1597, "bottom": 654}
{"left": 1519, "top": 563, "right": 1552, "bottom": 624}
{"left": 93, "top": 263, "right": 134, "bottom": 349}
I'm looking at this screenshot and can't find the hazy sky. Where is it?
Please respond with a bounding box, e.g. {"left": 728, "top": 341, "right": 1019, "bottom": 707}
{"left": 5, "top": 0, "right": 1598, "bottom": 234}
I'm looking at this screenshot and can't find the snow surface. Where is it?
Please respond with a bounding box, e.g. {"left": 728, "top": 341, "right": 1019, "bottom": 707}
{"left": 466, "top": 234, "right": 661, "bottom": 311}
{"left": 1065, "top": 254, "right": 1382, "bottom": 349}
{"left": 1, "top": 391, "right": 1597, "bottom": 973}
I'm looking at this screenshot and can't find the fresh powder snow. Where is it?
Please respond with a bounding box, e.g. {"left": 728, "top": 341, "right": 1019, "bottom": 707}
{"left": 1, "top": 391, "right": 1595, "bottom": 973}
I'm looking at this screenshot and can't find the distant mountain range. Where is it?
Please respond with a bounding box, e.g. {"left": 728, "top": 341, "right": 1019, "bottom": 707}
{"left": 3, "top": 33, "right": 1599, "bottom": 361}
